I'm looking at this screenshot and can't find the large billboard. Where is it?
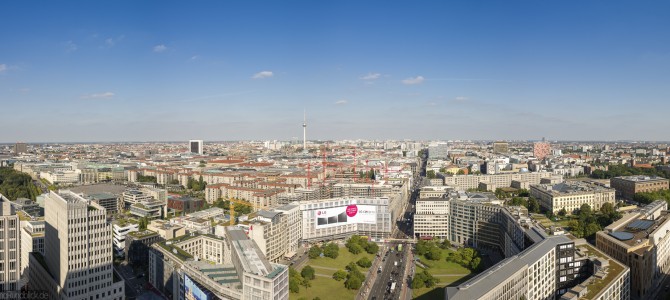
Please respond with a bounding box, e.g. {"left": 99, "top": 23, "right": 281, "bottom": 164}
{"left": 314, "top": 204, "right": 377, "bottom": 229}
{"left": 185, "top": 274, "right": 210, "bottom": 300}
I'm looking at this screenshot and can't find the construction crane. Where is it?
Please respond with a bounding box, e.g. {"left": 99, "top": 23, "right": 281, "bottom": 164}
{"left": 228, "top": 197, "right": 263, "bottom": 225}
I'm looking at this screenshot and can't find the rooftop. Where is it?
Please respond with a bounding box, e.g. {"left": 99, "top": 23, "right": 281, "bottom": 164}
{"left": 614, "top": 175, "right": 669, "bottom": 182}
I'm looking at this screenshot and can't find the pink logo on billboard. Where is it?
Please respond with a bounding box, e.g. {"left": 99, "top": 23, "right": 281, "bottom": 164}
{"left": 346, "top": 205, "right": 358, "bottom": 217}
{"left": 317, "top": 211, "right": 321, "bottom": 215}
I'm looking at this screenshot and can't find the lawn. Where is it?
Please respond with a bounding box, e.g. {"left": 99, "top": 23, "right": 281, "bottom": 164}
{"left": 412, "top": 248, "right": 474, "bottom": 300}
{"left": 290, "top": 275, "right": 359, "bottom": 300}
{"left": 308, "top": 249, "right": 375, "bottom": 271}
{"left": 290, "top": 247, "right": 376, "bottom": 300}
{"left": 413, "top": 274, "right": 474, "bottom": 300}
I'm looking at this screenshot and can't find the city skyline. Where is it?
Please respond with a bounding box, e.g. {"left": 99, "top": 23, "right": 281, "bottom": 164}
{"left": 1, "top": 1, "right": 669, "bottom": 142}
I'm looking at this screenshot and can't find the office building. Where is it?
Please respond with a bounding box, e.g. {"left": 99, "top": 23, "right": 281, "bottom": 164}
{"left": 113, "top": 219, "right": 139, "bottom": 257}
{"left": 125, "top": 230, "right": 161, "bottom": 267}
{"left": 530, "top": 182, "right": 615, "bottom": 214}
{"left": 610, "top": 175, "right": 669, "bottom": 200}
{"left": 493, "top": 141, "right": 509, "bottom": 154}
{"left": 28, "top": 191, "right": 125, "bottom": 300}
{"left": 596, "top": 200, "right": 670, "bottom": 299}
{"left": 189, "top": 140, "right": 204, "bottom": 155}
{"left": 428, "top": 142, "right": 449, "bottom": 160}
{"left": 246, "top": 210, "right": 287, "bottom": 263}
{"left": 442, "top": 171, "right": 554, "bottom": 191}
{"left": 148, "top": 227, "right": 288, "bottom": 300}
{"left": 0, "top": 194, "right": 21, "bottom": 292}
{"left": 446, "top": 236, "right": 630, "bottom": 300}
{"left": 20, "top": 220, "right": 45, "bottom": 289}
{"left": 14, "top": 142, "right": 27, "bottom": 155}
{"left": 534, "top": 141, "right": 551, "bottom": 160}
{"left": 298, "top": 197, "right": 393, "bottom": 242}
{"left": 86, "top": 192, "right": 120, "bottom": 215}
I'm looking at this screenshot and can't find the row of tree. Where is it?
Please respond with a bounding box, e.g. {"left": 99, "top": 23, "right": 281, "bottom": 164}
{"left": 565, "top": 203, "right": 622, "bottom": 239}
{"left": 415, "top": 239, "right": 450, "bottom": 261}
{"left": 212, "top": 198, "right": 253, "bottom": 215}
{"left": 445, "top": 247, "right": 482, "bottom": 271}
{"left": 634, "top": 189, "right": 670, "bottom": 204}
{"left": 411, "top": 269, "right": 438, "bottom": 289}
{"left": 136, "top": 174, "right": 157, "bottom": 183}
{"left": 0, "top": 167, "right": 41, "bottom": 200}
{"left": 590, "top": 164, "right": 670, "bottom": 179}
{"left": 187, "top": 176, "right": 207, "bottom": 191}
{"left": 345, "top": 235, "right": 379, "bottom": 255}
{"left": 308, "top": 243, "right": 340, "bottom": 259}
{"left": 508, "top": 196, "right": 540, "bottom": 213}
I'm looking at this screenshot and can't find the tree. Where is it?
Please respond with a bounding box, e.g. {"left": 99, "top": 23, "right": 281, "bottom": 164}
{"left": 344, "top": 275, "right": 362, "bottom": 290}
{"left": 332, "top": 270, "right": 347, "bottom": 281}
{"left": 469, "top": 257, "right": 482, "bottom": 271}
{"left": 415, "top": 240, "right": 431, "bottom": 256}
{"left": 425, "top": 246, "right": 443, "bottom": 261}
{"left": 347, "top": 243, "right": 362, "bottom": 254}
{"left": 300, "top": 278, "right": 312, "bottom": 289}
{"left": 308, "top": 245, "right": 321, "bottom": 259}
{"left": 439, "top": 239, "right": 451, "bottom": 249}
{"left": 426, "top": 170, "right": 436, "bottom": 179}
{"left": 345, "top": 262, "right": 358, "bottom": 272}
{"left": 365, "top": 242, "right": 379, "bottom": 254}
{"left": 357, "top": 257, "right": 372, "bottom": 268}
{"left": 301, "top": 266, "right": 315, "bottom": 280}
{"left": 322, "top": 243, "right": 340, "bottom": 259}
{"left": 289, "top": 267, "right": 302, "bottom": 293}
{"left": 457, "top": 169, "right": 465, "bottom": 175}
{"left": 527, "top": 197, "right": 540, "bottom": 213}
{"left": 558, "top": 208, "right": 567, "bottom": 217}
{"left": 289, "top": 279, "right": 300, "bottom": 293}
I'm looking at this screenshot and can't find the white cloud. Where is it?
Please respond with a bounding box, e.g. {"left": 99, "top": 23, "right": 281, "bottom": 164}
{"left": 0, "top": 64, "right": 6, "bottom": 73}
{"left": 454, "top": 96, "right": 469, "bottom": 102}
{"left": 104, "top": 35, "right": 125, "bottom": 47}
{"left": 190, "top": 55, "right": 199, "bottom": 60}
{"left": 360, "top": 73, "right": 381, "bottom": 80}
{"left": 64, "top": 41, "right": 77, "bottom": 52}
{"left": 334, "top": 100, "right": 348, "bottom": 105}
{"left": 402, "top": 76, "right": 424, "bottom": 85}
{"left": 81, "top": 92, "right": 115, "bottom": 99}
{"left": 252, "top": 71, "right": 274, "bottom": 79}
{"left": 153, "top": 44, "right": 167, "bottom": 53}
{"left": 19, "top": 88, "right": 30, "bottom": 93}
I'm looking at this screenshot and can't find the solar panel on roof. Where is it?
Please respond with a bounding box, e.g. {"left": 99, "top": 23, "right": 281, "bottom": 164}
{"left": 609, "top": 232, "right": 634, "bottom": 241}
{"left": 626, "top": 220, "right": 654, "bottom": 231}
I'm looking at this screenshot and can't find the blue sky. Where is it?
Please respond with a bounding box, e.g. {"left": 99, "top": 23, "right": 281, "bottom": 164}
{"left": 1, "top": 1, "right": 669, "bottom": 142}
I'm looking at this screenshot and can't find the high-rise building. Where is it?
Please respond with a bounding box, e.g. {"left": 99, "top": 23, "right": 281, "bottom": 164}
{"left": 596, "top": 200, "right": 669, "bottom": 299}
{"left": 189, "top": 139, "right": 204, "bottom": 155}
{"left": 492, "top": 141, "right": 509, "bottom": 154}
{"left": 29, "top": 191, "right": 125, "bottom": 300}
{"left": 0, "top": 194, "right": 21, "bottom": 292}
{"left": 14, "top": 142, "right": 27, "bottom": 155}
{"left": 428, "top": 142, "right": 449, "bottom": 160}
{"left": 533, "top": 141, "right": 551, "bottom": 160}
{"left": 20, "top": 220, "right": 45, "bottom": 289}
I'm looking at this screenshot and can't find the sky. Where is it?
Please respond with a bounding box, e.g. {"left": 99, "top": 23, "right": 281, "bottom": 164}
{"left": 1, "top": 1, "right": 669, "bottom": 142}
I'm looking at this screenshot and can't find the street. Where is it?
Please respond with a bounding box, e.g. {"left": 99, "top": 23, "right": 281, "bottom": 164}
{"left": 367, "top": 171, "right": 422, "bottom": 300}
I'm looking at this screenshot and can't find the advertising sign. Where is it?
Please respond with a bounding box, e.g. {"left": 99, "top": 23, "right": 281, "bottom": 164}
{"left": 185, "top": 274, "right": 210, "bottom": 300}
{"left": 315, "top": 204, "right": 376, "bottom": 229}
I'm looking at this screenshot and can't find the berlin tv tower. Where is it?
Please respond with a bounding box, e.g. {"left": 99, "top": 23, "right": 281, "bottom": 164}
{"left": 303, "top": 110, "right": 307, "bottom": 154}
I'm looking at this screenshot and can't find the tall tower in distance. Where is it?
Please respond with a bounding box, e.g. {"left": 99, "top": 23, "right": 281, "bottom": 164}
{"left": 303, "top": 110, "right": 307, "bottom": 154}
{"left": 189, "top": 140, "right": 204, "bottom": 155}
